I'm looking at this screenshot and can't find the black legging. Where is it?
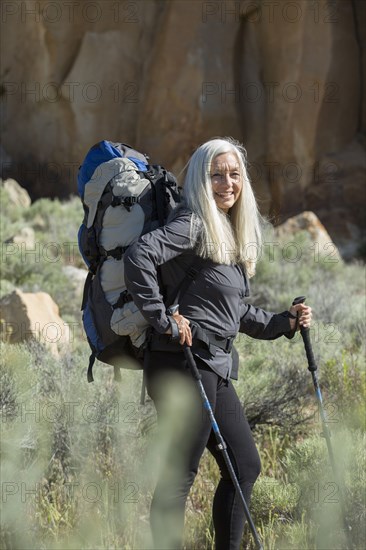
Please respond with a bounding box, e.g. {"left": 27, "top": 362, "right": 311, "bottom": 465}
{"left": 144, "top": 351, "right": 261, "bottom": 550}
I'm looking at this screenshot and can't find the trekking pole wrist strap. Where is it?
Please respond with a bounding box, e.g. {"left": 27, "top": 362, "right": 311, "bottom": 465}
{"left": 167, "top": 315, "right": 180, "bottom": 340}
{"left": 282, "top": 310, "right": 297, "bottom": 339}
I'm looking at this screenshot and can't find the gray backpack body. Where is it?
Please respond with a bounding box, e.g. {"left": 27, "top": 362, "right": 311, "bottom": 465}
{"left": 77, "top": 141, "right": 181, "bottom": 381}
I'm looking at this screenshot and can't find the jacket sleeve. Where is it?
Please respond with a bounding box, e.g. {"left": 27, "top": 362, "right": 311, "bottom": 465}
{"left": 239, "top": 303, "right": 294, "bottom": 340}
{"left": 123, "top": 210, "right": 197, "bottom": 334}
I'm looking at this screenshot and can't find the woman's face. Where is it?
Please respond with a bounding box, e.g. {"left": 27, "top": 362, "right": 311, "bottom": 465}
{"left": 210, "top": 152, "right": 242, "bottom": 213}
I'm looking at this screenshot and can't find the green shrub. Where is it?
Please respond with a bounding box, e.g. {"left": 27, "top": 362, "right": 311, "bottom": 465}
{"left": 283, "top": 430, "right": 366, "bottom": 549}
{"left": 0, "top": 280, "right": 16, "bottom": 299}
{"left": 234, "top": 335, "right": 314, "bottom": 430}
{"left": 0, "top": 341, "right": 154, "bottom": 550}
{"left": 1, "top": 191, "right": 365, "bottom": 549}
{"left": 251, "top": 475, "right": 298, "bottom": 522}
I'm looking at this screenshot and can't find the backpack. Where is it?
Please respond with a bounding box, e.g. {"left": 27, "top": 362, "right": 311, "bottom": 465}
{"left": 77, "top": 140, "right": 181, "bottom": 382}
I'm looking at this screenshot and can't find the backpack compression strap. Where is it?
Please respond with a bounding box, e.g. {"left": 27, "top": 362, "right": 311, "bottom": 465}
{"left": 87, "top": 354, "right": 122, "bottom": 383}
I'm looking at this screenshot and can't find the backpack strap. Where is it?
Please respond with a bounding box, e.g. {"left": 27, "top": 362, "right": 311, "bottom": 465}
{"left": 99, "top": 245, "right": 130, "bottom": 261}
{"left": 155, "top": 174, "right": 166, "bottom": 226}
{"left": 87, "top": 356, "right": 123, "bottom": 384}
{"left": 163, "top": 256, "right": 207, "bottom": 340}
{"left": 240, "top": 265, "right": 250, "bottom": 297}
{"left": 169, "top": 258, "right": 206, "bottom": 311}
{"left": 81, "top": 271, "right": 93, "bottom": 311}
{"left": 110, "top": 195, "right": 140, "bottom": 211}
{"left": 112, "top": 289, "right": 133, "bottom": 309}
{"left": 140, "top": 256, "right": 205, "bottom": 405}
{"left": 149, "top": 167, "right": 166, "bottom": 226}
{"left": 87, "top": 353, "right": 96, "bottom": 382}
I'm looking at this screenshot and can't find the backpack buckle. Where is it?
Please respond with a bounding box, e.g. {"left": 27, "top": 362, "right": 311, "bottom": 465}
{"left": 104, "top": 245, "right": 129, "bottom": 260}
{"left": 206, "top": 333, "right": 235, "bottom": 354}
{"left": 224, "top": 337, "right": 234, "bottom": 353}
{"left": 111, "top": 196, "right": 139, "bottom": 211}
{"left": 122, "top": 197, "right": 139, "bottom": 211}
{"left": 113, "top": 290, "right": 133, "bottom": 309}
{"left": 216, "top": 335, "right": 234, "bottom": 353}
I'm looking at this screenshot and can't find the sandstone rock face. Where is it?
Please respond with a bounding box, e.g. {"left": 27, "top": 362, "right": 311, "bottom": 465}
{"left": 306, "top": 138, "right": 366, "bottom": 258}
{"left": 0, "top": 289, "right": 70, "bottom": 355}
{"left": 1, "top": 0, "right": 365, "bottom": 257}
{"left": 275, "top": 211, "right": 342, "bottom": 263}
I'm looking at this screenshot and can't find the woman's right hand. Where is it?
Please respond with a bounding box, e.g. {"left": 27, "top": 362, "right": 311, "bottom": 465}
{"left": 165, "top": 311, "right": 192, "bottom": 346}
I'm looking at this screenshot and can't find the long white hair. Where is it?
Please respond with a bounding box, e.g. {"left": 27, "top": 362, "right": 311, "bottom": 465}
{"left": 183, "top": 137, "right": 263, "bottom": 277}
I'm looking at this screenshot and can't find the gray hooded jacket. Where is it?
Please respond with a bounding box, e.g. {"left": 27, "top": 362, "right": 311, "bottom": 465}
{"left": 123, "top": 207, "right": 293, "bottom": 380}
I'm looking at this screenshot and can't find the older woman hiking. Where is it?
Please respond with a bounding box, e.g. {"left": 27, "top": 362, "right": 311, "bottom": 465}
{"left": 124, "top": 137, "right": 312, "bottom": 550}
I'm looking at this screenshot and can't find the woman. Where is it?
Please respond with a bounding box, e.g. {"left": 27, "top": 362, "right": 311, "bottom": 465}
{"left": 124, "top": 137, "right": 312, "bottom": 549}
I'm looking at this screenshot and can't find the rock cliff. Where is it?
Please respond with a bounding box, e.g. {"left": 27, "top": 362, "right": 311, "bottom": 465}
{"left": 1, "top": 0, "right": 365, "bottom": 257}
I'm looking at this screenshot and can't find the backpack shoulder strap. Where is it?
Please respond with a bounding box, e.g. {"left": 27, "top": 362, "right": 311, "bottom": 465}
{"left": 148, "top": 166, "right": 166, "bottom": 226}
{"left": 239, "top": 264, "right": 250, "bottom": 297}
{"left": 167, "top": 255, "right": 207, "bottom": 315}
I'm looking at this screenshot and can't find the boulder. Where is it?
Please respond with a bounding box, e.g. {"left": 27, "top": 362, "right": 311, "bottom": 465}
{"left": 2, "top": 179, "right": 31, "bottom": 208}
{"left": 306, "top": 138, "right": 366, "bottom": 258}
{"left": 5, "top": 227, "right": 35, "bottom": 249}
{"left": 31, "top": 215, "right": 47, "bottom": 231}
{"left": 275, "top": 211, "right": 342, "bottom": 262}
{"left": 0, "top": 289, "right": 70, "bottom": 355}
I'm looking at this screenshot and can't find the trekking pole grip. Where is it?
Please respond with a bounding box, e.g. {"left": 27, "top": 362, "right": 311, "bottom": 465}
{"left": 292, "top": 296, "right": 317, "bottom": 372}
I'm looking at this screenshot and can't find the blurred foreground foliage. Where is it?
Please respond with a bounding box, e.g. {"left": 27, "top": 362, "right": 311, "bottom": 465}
{"left": 0, "top": 189, "right": 365, "bottom": 549}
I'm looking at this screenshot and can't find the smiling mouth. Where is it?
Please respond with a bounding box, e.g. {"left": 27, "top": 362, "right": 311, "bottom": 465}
{"left": 216, "top": 192, "right": 234, "bottom": 198}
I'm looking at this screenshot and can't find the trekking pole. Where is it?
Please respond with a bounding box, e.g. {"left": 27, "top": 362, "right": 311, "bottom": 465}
{"left": 183, "top": 345, "right": 264, "bottom": 550}
{"left": 293, "top": 296, "right": 352, "bottom": 547}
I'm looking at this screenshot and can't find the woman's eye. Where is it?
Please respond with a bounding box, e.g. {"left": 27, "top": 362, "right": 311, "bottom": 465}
{"left": 211, "top": 171, "right": 240, "bottom": 180}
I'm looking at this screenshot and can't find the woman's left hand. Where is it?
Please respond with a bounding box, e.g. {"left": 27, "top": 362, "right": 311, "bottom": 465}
{"left": 288, "top": 303, "right": 312, "bottom": 331}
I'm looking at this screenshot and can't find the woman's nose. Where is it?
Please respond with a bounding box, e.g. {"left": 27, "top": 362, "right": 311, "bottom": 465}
{"left": 223, "top": 173, "right": 232, "bottom": 186}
